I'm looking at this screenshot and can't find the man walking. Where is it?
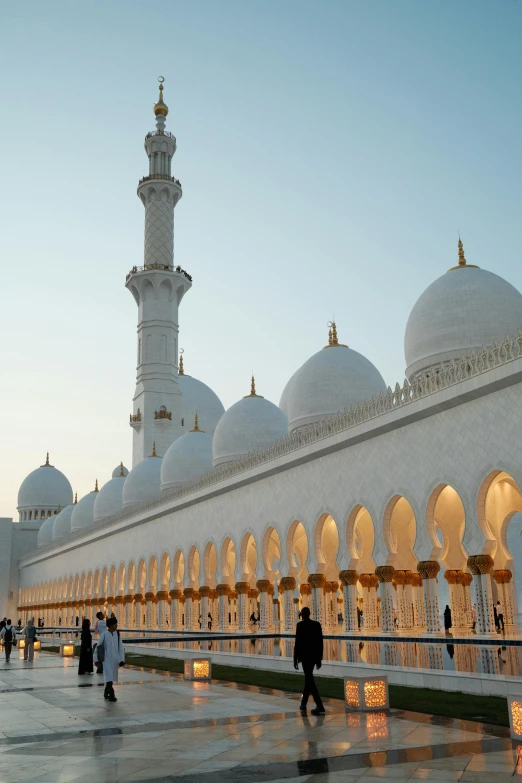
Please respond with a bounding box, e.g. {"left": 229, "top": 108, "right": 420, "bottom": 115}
{"left": 97, "top": 617, "right": 125, "bottom": 702}
{"left": 293, "top": 607, "right": 325, "bottom": 715}
{"left": 0, "top": 619, "right": 16, "bottom": 663}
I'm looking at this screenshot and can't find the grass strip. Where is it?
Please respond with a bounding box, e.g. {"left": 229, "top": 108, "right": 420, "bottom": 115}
{"left": 43, "top": 646, "right": 509, "bottom": 727}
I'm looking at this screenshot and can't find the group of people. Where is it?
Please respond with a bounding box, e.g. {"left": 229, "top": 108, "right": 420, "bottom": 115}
{"left": 0, "top": 617, "right": 37, "bottom": 662}
{"left": 443, "top": 600, "right": 506, "bottom": 634}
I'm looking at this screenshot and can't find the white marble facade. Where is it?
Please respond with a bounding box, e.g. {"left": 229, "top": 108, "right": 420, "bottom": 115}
{"left": 6, "top": 83, "right": 522, "bottom": 640}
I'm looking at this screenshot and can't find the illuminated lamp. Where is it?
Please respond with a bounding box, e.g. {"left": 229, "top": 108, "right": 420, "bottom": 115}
{"left": 344, "top": 675, "right": 389, "bottom": 712}
{"left": 183, "top": 657, "right": 211, "bottom": 681}
{"left": 18, "top": 638, "right": 25, "bottom": 649}
{"left": 60, "top": 641, "right": 75, "bottom": 657}
{"left": 508, "top": 697, "right": 522, "bottom": 739}
{"left": 33, "top": 640, "right": 41, "bottom": 651}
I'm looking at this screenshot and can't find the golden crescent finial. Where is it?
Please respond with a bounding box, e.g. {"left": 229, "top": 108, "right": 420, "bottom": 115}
{"left": 120, "top": 461, "right": 125, "bottom": 477}
{"left": 154, "top": 76, "right": 169, "bottom": 117}
{"left": 151, "top": 441, "right": 158, "bottom": 457}
{"left": 74, "top": 492, "right": 78, "bottom": 504}
{"left": 448, "top": 236, "right": 479, "bottom": 271}
{"left": 324, "top": 320, "right": 347, "bottom": 349}
{"left": 94, "top": 479, "right": 99, "bottom": 492}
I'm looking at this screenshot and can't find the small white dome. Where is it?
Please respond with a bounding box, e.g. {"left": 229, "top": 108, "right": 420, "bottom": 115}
{"left": 213, "top": 379, "right": 288, "bottom": 467}
{"left": 70, "top": 486, "right": 99, "bottom": 533}
{"left": 36, "top": 514, "right": 58, "bottom": 548}
{"left": 405, "top": 244, "right": 522, "bottom": 379}
{"left": 285, "top": 327, "right": 387, "bottom": 433}
{"left": 17, "top": 455, "right": 73, "bottom": 513}
{"left": 94, "top": 476, "right": 126, "bottom": 522}
{"left": 122, "top": 454, "right": 163, "bottom": 508}
{"left": 52, "top": 504, "right": 75, "bottom": 542}
{"left": 111, "top": 463, "right": 129, "bottom": 479}
{"left": 161, "top": 421, "right": 213, "bottom": 490}
{"left": 179, "top": 372, "right": 225, "bottom": 436}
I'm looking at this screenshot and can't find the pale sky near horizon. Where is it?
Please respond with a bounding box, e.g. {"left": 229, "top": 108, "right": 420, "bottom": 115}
{"left": 1, "top": 1, "right": 521, "bottom": 520}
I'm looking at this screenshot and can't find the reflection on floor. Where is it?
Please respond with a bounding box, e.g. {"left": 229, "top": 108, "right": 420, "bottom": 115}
{"left": 0, "top": 649, "right": 520, "bottom": 781}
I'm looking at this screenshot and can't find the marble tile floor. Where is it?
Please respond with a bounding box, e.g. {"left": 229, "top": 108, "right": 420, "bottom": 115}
{"left": 0, "top": 650, "right": 521, "bottom": 781}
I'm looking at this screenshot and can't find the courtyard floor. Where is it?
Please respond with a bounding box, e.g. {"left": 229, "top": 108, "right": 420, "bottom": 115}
{"left": 0, "top": 650, "right": 520, "bottom": 782}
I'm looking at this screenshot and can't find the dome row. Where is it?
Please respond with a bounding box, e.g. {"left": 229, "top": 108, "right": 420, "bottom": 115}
{"left": 29, "top": 242, "right": 522, "bottom": 547}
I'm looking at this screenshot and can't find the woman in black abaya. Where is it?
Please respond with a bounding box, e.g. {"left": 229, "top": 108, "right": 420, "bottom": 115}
{"left": 78, "top": 618, "right": 94, "bottom": 675}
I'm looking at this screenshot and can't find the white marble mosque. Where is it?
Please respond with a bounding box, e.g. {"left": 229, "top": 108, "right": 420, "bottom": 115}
{"left": 3, "top": 80, "right": 522, "bottom": 644}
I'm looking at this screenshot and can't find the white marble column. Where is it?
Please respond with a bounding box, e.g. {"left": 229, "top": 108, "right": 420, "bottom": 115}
{"left": 461, "top": 572, "right": 473, "bottom": 628}
{"left": 157, "top": 591, "right": 169, "bottom": 629}
{"left": 169, "top": 590, "right": 182, "bottom": 630}
{"left": 376, "top": 566, "right": 395, "bottom": 633}
{"left": 216, "top": 585, "right": 231, "bottom": 631}
{"left": 394, "top": 570, "right": 414, "bottom": 631}
{"left": 199, "top": 586, "right": 210, "bottom": 630}
{"left": 359, "top": 574, "right": 379, "bottom": 630}
{"left": 183, "top": 588, "right": 193, "bottom": 631}
{"left": 235, "top": 582, "right": 250, "bottom": 632}
{"left": 339, "top": 570, "right": 359, "bottom": 632}
{"left": 280, "top": 576, "right": 296, "bottom": 632}
{"left": 493, "top": 569, "right": 515, "bottom": 626}
{"left": 308, "top": 574, "right": 326, "bottom": 625}
{"left": 444, "top": 570, "right": 465, "bottom": 630}
{"left": 256, "top": 580, "right": 272, "bottom": 632}
{"left": 133, "top": 594, "right": 143, "bottom": 628}
{"left": 124, "top": 595, "right": 134, "bottom": 628}
{"left": 417, "top": 561, "right": 441, "bottom": 633}
{"left": 468, "top": 555, "right": 496, "bottom": 635}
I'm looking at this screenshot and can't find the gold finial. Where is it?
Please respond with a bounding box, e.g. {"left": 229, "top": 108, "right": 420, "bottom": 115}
{"left": 153, "top": 76, "right": 169, "bottom": 117}
{"left": 46, "top": 452, "right": 50, "bottom": 466}
{"left": 151, "top": 441, "right": 158, "bottom": 457}
{"left": 448, "top": 236, "right": 479, "bottom": 272}
{"left": 190, "top": 413, "right": 203, "bottom": 432}
{"left": 119, "top": 461, "right": 125, "bottom": 477}
{"left": 324, "top": 321, "right": 347, "bottom": 349}
{"left": 458, "top": 237, "right": 466, "bottom": 266}
{"left": 179, "top": 348, "right": 184, "bottom": 376}
{"left": 74, "top": 492, "right": 78, "bottom": 504}
{"left": 56, "top": 504, "right": 62, "bottom": 515}
{"left": 244, "top": 375, "right": 264, "bottom": 398}
{"left": 94, "top": 479, "right": 99, "bottom": 492}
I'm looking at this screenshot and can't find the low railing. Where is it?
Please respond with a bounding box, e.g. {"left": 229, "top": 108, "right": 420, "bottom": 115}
{"left": 126, "top": 264, "right": 192, "bottom": 282}
{"left": 138, "top": 174, "right": 181, "bottom": 187}
{"left": 130, "top": 412, "right": 142, "bottom": 423}
{"left": 145, "top": 130, "right": 176, "bottom": 141}
{"left": 154, "top": 410, "right": 172, "bottom": 420}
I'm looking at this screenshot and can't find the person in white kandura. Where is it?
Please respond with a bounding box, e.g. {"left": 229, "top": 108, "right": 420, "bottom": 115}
{"left": 97, "top": 616, "right": 125, "bottom": 702}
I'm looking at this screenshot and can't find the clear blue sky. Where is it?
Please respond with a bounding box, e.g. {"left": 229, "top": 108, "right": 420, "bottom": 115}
{"left": 1, "top": 1, "right": 521, "bottom": 518}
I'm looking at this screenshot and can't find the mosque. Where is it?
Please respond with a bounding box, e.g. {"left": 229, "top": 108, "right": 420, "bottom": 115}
{"left": 3, "top": 81, "right": 522, "bottom": 641}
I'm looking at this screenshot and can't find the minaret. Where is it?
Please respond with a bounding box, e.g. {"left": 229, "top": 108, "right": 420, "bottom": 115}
{"left": 126, "top": 78, "right": 192, "bottom": 465}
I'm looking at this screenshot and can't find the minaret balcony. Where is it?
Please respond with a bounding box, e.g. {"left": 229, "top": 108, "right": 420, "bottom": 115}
{"left": 154, "top": 409, "right": 172, "bottom": 423}
{"left": 126, "top": 264, "right": 193, "bottom": 283}
{"left": 130, "top": 411, "right": 142, "bottom": 430}
{"left": 145, "top": 130, "right": 177, "bottom": 141}
{"left": 138, "top": 173, "right": 181, "bottom": 187}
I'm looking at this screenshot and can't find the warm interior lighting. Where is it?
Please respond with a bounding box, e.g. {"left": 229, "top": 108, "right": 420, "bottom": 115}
{"left": 193, "top": 660, "right": 210, "bottom": 679}
{"left": 18, "top": 639, "right": 25, "bottom": 649}
{"left": 364, "top": 680, "right": 387, "bottom": 708}
{"left": 344, "top": 676, "right": 389, "bottom": 712}
{"left": 345, "top": 680, "right": 360, "bottom": 708}
{"left": 33, "top": 640, "right": 41, "bottom": 651}
{"left": 509, "top": 699, "right": 522, "bottom": 738}
{"left": 184, "top": 657, "right": 212, "bottom": 681}
{"left": 61, "top": 643, "right": 74, "bottom": 656}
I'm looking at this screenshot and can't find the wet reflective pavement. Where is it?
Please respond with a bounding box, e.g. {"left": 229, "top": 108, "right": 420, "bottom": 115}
{"left": 0, "top": 648, "right": 520, "bottom": 781}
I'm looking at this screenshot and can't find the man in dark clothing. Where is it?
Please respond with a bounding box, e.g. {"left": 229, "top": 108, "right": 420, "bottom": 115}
{"left": 293, "top": 607, "right": 325, "bottom": 715}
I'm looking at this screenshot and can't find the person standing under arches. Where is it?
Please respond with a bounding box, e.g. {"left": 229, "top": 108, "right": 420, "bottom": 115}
{"left": 293, "top": 607, "right": 325, "bottom": 715}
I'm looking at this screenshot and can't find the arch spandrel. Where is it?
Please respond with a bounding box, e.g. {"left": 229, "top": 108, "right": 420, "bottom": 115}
{"left": 346, "top": 504, "right": 376, "bottom": 573}
{"left": 261, "top": 525, "right": 281, "bottom": 581}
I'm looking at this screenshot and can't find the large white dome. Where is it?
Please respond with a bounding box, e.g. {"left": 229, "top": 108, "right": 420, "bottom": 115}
{"left": 285, "top": 326, "right": 387, "bottom": 433}
{"left": 36, "top": 513, "right": 58, "bottom": 548}
{"left": 179, "top": 371, "right": 225, "bottom": 436}
{"left": 52, "top": 503, "right": 75, "bottom": 542}
{"left": 405, "top": 243, "right": 522, "bottom": 379}
{"left": 161, "top": 419, "right": 213, "bottom": 491}
{"left": 213, "top": 379, "right": 288, "bottom": 467}
{"left": 122, "top": 452, "right": 163, "bottom": 508}
{"left": 17, "top": 455, "right": 73, "bottom": 514}
{"left": 111, "top": 463, "right": 129, "bottom": 479}
{"left": 70, "top": 484, "right": 99, "bottom": 533}
{"left": 94, "top": 476, "right": 126, "bottom": 522}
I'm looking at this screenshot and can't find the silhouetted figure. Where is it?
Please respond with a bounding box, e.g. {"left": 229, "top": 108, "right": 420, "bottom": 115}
{"left": 497, "top": 600, "right": 505, "bottom": 632}
{"left": 293, "top": 607, "right": 325, "bottom": 715}
{"left": 444, "top": 605, "right": 452, "bottom": 634}
{"left": 78, "top": 618, "right": 93, "bottom": 675}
